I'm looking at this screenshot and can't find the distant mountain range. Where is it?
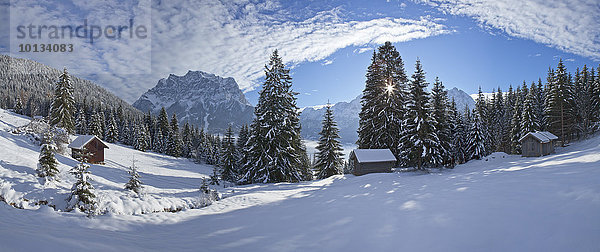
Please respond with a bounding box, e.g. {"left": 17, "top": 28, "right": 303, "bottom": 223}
{"left": 448, "top": 87, "right": 476, "bottom": 111}
{"left": 133, "top": 71, "right": 254, "bottom": 133}
{"left": 129, "top": 69, "right": 474, "bottom": 141}
{"left": 299, "top": 95, "right": 362, "bottom": 144}
{"left": 299, "top": 88, "right": 475, "bottom": 144}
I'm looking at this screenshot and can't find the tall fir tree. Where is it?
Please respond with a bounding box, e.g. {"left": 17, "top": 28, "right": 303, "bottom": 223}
{"left": 430, "top": 77, "right": 452, "bottom": 167}
{"left": 105, "top": 112, "right": 119, "bottom": 143}
{"left": 75, "top": 108, "right": 88, "bottom": 135}
{"left": 37, "top": 132, "right": 59, "bottom": 179}
{"left": 533, "top": 79, "right": 546, "bottom": 131}
{"left": 468, "top": 110, "right": 487, "bottom": 160}
{"left": 158, "top": 107, "right": 171, "bottom": 138}
{"left": 399, "top": 59, "right": 441, "bottom": 169}
{"left": 219, "top": 126, "right": 237, "bottom": 182}
{"left": 49, "top": 68, "right": 76, "bottom": 133}
{"left": 357, "top": 42, "right": 407, "bottom": 159}
{"left": 510, "top": 88, "right": 523, "bottom": 154}
{"left": 168, "top": 114, "right": 182, "bottom": 157}
{"left": 14, "top": 95, "right": 23, "bottom": 114}
{"left": 546, "top": 59, "right": 574, "bottom": 145}
{"left": 521, "top": 84, "right": 539, "bottom": 135}
{"left": 153, "top": 128, "right": 166, "bottom": 153}
{"left": 573, "top": 65, "right": 595, "bottom": 138}
{"left": 593, "top": 66, "right": 600, "bottom": 128}
{"left": 89, "top": 113, "right": 104, "bottom": 139}
{"left": 314, "top": 105, "right": 344, "bottom": 179}
{"left": 239, "top": 50, "right": 306, "bottom": 184}
{"left": 67, "top": 156, "right": 98, "bottom": 216}
{"left": 236, "top": 124, "right": 250, "bottom": 169}
{"left": 449, "top": 100, "right": 468, "bottom": 165}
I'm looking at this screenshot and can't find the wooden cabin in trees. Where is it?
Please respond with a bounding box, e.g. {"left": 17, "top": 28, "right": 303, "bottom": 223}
{"left": 349, "top": 149, "right": 396, "bottom": 175}
{"left": 519, "top": 131, "right": 558, "bottom": 157}
{"left": 68, "top": 135, "right": 109, "bottom": 164}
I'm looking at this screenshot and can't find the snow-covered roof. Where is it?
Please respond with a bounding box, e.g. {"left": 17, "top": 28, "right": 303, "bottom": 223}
{"left": 68, "top": 135, "right": 108, "bottom": 150}
{"left": 519, "top": 131, "right": 558, "bottom": 143}
{"left": 351, "top": 149, "right": 396, "bottom": 163}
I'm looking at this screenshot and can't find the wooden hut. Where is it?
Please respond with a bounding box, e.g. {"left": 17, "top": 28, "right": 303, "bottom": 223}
{"left": 519, "top": 131, "right": 558, "bottom": 157}
{"left": 349, "top": 149, "right": 396, "bottom": 175}
{"left": 68, "top": 135, "right": 109, "bottom": 164}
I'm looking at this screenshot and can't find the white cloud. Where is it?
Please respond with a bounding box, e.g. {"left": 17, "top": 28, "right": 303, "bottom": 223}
{"left": 150, "top": 0, "right": 449, "bottom": 96}
{"left": 322, "top": 59, "right": 334, "bottom": 65}
{"left": 419, "top": 0, "right": 600, "bottom": 60}
{"left": 6, "top": 0, "right": 449, "bottom": 102}
{"left": 355, "top": 47, "right": 374, "bottom": 54}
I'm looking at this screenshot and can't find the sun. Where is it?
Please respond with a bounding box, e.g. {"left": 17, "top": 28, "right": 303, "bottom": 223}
{"left": 385, "top": 84, "right": 394, "bottom": 94}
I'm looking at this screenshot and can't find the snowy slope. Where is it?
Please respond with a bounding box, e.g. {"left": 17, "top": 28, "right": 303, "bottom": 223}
{"left": 0, "top": 109, "right": 216, "bottom": 214}
{"left": 1, "top": 108, "right": 600, "bottom": 251}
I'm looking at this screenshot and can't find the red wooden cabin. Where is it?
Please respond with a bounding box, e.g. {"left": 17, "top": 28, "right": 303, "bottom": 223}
{"left": 67, "top": 135, "right": 109, "bottom": 164}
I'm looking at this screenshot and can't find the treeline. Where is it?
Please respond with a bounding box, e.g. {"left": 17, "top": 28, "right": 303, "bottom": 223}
{"left": 358, "top": 42, "right": 600, "bottom": 170}
{"left": 16, "top": 50, "right": 341, "bottom": 186}
{"left": 0, "top": 54, "right": 139, "bottom": 119}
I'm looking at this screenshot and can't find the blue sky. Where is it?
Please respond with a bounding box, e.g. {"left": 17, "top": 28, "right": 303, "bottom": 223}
{"left": 2, "top": 0, "right": 599, "bottom": 107}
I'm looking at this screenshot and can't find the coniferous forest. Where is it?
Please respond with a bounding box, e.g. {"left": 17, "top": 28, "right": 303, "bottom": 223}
{"left": 357, "top": 42, "right": 600, "bottom": 170}
{"left": 1, "top": 41, "right": 600, "bottom": 184}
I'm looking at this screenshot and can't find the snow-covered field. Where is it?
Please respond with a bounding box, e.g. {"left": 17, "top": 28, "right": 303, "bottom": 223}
{"left": 1, "top": 108, "right": 600, "bottom": 251}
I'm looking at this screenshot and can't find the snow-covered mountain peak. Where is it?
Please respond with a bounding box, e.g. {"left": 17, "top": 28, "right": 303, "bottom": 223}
{"left": 133, "top": 71, "right": 254, "bottom": 132}
{"left": 447, "top": 87, "right": 476, "bottom": 111}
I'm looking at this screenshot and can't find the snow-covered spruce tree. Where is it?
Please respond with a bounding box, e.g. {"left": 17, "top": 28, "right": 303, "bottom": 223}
{"left": 105, "top": 112, "right": 119, "bottom": 143}
{"left": 593, "top": 66, "right": 600, "bottom": 129}
{"left": 431, "top": 77, "right": 452, "bottom": 167}
{"left": 492, "top": 88, "right": 507, "bottom": 152}
{"left": 510, "top": 88, "right": 523, "bottom": 154}
{"left": 14, "top": 95, "right": 23, "bottom": 114}
{"left": 546, "top": 60, "right": 574, "bottom": 145}
{"left": 75, "top": 108, "right": 87, "bottom": 135}
{"left": 239, "top": 50, "right": 306, "bottom": 184}
{"left": 153, "top": 127, "right": 166, "bottom": 153}
{"left": 572, "top": 65, "right": 594, "bottom": 139}
{"left": 219, "top": 125, "right": 237, "bottom": 182}
{"left": 314, "top": 105, "right": 344, "bottom": 179}
{"left": 133, "top": 122, "right": 150, "bottom": 152}
{"left": 357, "top": 42, "right": 407, "bottom": 159}
{"left": 298, "top": 142, "right": 313, "bottom": 181}
{"left": 124, "top": 157, "right": 143, "bottom": 194}
{"left": 236, "top": 124, "right": 250, "bottom": 170}
{"left": 502, "top": 85, "right": 515, "bottom": 152}
{"left": 468, "top": 110, "right": 487, "bottom": 160}
{"left": 121, "top": 121, "right": 131, "bottom": 146}
{"left": 98, "top": 110, "right": 106, "bottom": 140}
{"left": 399, "top": 59, "right": 441, "bottom": 170}
{"left": 533, "top": 79, "right": 546, "bottom": 131}
{"left": 67, "top": 155, "right": 98, "bottom": 216}
{"left": 49, "top": 68, "right": 76, "bottom": 133}
{"left": 521, "top": 84, "right": 539, "bottom": 134}
{"left": 210, "top": 165, "right": 220, "bottom": 185}
{"left": 132, "top": 122, "right": 141, "bottom": 151}
{"left": 157, "top": 107, "right": 171, "bottom": 138}
{"left": 168, "top": 114, "right": 182, "bottom": 157}
{"left": 37, "top": 132, "right": 59, "bottom": 179}
{"left": 182, "top": 122, "right": 193, "bottom": 158}
{"left": 89, "top": 113, "right": 103, "bottom": 139}
{"left": 448, "top": 98, "right": 464, "bottom": 166}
